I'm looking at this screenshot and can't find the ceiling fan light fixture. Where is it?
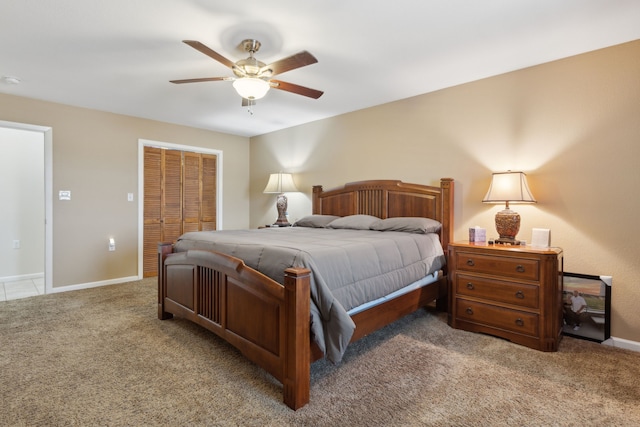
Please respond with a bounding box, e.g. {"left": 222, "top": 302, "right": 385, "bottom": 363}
{"left": 232, "top": 77, "right": 270, "bottom": 100}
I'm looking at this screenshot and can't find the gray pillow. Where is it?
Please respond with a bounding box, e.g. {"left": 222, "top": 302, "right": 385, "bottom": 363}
{"left": 293, "top": 215, "right": 341, "bottom": 228}
{"left": 370, "top": 217, "right": 442, "bottom": 234}
{"left": 327, "top": 214, "right": 380, "bottom": 230}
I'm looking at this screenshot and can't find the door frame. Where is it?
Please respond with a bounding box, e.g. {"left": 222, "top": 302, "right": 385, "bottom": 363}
{"left": 137, "top": 139, "right": 223, "bottom": 278}
{"left": 0, "top": 120, "right": 53, "bottom": 293}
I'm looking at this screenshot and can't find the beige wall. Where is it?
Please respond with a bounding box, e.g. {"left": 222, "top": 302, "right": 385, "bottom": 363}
{"left": 0, "top": 93, "right": 250, "bottom": 287}
{"left": 250, "top": 40, "right": 640, "bottom": 343}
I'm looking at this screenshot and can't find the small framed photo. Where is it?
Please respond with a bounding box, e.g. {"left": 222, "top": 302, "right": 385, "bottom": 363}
{"left": 562, "top": 272, "right": 611, "bottom": 343}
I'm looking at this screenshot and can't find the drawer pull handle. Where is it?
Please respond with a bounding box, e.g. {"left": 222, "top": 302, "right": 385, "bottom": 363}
{"left": 466, "top": 307, "right": 474, "bottom": 315}
{"left": 466, "top": 282, "right": 475, "bottom": 290}
{"left": 516, "top": 265, "right": 525, "bottom": 273}
{"left": 515, "top": 290, "right": 525, "bottom": 299}
{"left": 515, "top": 318, "right": 524, "bottom": 327}
{"left": 466, "top": 259, "right": 475, "bottom": 267}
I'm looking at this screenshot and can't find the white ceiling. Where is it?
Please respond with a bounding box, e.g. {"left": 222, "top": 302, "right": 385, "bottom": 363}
{"left": 2, "top": 0, "right": 640, "bottom": 138}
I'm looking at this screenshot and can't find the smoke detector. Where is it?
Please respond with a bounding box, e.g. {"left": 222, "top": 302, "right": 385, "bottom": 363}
{"left": 1, "top": 76, "right": 21, "bottom": 85}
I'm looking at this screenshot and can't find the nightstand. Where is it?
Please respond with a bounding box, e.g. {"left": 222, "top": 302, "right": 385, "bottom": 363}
{"left": 448, "top": 241, "right": 563, "bottom": 351}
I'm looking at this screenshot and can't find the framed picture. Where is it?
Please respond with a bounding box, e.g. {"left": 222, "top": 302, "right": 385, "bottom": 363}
{"left": 562, "top": 272, "right": 611, "bottom": 342}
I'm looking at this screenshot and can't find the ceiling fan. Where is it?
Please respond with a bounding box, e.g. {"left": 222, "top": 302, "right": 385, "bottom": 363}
{"left": 170, "top": 39, "right": 324, "bottom": 106}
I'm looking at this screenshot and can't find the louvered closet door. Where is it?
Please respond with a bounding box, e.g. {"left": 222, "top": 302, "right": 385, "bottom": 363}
{"left": 201, "top": 154, "right": 217, "bottom": 231}
{"left": 162, "top": 149, "right": 183, "bottom": 243}
{"left": 143, "top": 147, "right": 218, "bottom": 277}
{"left": 182, "top": 152, "right": 201, "bottom": 233}
{"left": 183, "top": 152, "right": 217, "bottom": 233}
{"left": 143, "top": 147, "right": 162, "bottom": 277}
{"left": 143, "top": 147, "right": 183, "bottom": 277}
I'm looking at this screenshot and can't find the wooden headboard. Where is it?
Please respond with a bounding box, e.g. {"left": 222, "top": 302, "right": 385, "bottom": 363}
{"left": 312, "top": 178, "right": 454, "bottom": 250}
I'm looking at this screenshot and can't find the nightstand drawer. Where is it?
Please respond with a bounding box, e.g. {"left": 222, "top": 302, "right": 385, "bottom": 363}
{"left": 454, "top": 251, "right": 539, "bottom": 281}
{"left": 455, "top": 298, "right": 539, "bottom": 337}
{"left": 455, "top": 273, "right": 539, "bottom": 309}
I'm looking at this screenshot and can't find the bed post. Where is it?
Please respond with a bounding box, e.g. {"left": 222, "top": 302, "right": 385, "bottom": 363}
{"left": 437, "top": 178, "right": 454, "bottom": 312}
{"left": 311, "top": 185, "right": 323, "bottom": 214}
{"left": 157, "top": 242, "right": 174, "bottom": 320}
{"left": 440, "top": 178, "right": 454, "bottom": 253}
{"left": 282, "top": 267, "right": 311, "bottom": 410}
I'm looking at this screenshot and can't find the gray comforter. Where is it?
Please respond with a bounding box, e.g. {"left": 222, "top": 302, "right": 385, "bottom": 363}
{"left": 174, "top": 227, "right": 445, "bottom": 363}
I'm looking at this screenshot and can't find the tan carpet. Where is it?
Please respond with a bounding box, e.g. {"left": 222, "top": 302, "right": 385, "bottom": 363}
{"left": 1, "top": 278, "right": 639, "bottom": 426}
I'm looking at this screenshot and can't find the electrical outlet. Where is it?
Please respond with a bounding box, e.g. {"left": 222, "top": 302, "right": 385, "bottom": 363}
{"left": 13, "top": 240, "right": 20, "bottom": 249}
{"left": 127, "top": 193, "right": 134, "bottom": 202}
{"left": 109, "top": 238, "right": 115, "bottom": 251}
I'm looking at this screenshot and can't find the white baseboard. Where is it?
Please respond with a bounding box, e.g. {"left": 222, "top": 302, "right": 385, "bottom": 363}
{"left": 47, "top": 275, "right": 142, "bottom": 294}
{"left": 0, "top": 272, "right": 44, "bottom": 282}
{"left": 602, "top": 337, "right": 640, "bottom": 353}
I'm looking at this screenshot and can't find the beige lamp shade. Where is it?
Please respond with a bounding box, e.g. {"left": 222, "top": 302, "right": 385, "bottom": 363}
{"left": 483, "top": 171, "right": 536, "bottom": 244}
{"left": 263, "top": 172, "right": 298, "bottom": 227}
{"left": 263, "top": 173, "right": 298, "bottom": 194}
{"left": 482, "top": 171, "right": 536, "bottom": 204}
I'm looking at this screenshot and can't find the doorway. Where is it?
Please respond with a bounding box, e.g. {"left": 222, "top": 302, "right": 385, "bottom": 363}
{"left": 0, "top": 121, "right": 52, "bottom": 300}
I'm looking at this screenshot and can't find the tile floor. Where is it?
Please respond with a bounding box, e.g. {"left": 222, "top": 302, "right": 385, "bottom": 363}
{"left": 0, "top": 277, "right": 45, "bottom": 301}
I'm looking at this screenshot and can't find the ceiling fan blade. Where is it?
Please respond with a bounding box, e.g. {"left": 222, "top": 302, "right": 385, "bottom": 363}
{"left": 170, "top": 77, "right": 231, "bottom": 84}
{"left": 270, "top": 80, "right": 324, "bottom": 99}
{"left": 182, "top": 40, "right": 236, "bottom": 69}
{"left": 263, "top": 51, "right": 318, "bottom": 76}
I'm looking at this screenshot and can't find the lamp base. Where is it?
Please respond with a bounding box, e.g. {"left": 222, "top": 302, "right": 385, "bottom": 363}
{"left": 272, "top": 193, "right": 291, "bottom": 227}
{"left": 494, "top": 207, "right": 521, "bottom": 245}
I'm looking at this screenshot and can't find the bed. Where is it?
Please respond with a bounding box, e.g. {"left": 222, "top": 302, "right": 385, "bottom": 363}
{"left": 157, "top": 178, "right": 454, "bottom": 409}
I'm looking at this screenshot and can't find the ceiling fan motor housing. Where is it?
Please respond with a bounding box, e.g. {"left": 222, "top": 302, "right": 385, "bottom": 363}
{"left": 234, "top": 57, "right": 267, "bottom": 77}
{"left": 241, "top": 39, "right": 261, "bottom": 54}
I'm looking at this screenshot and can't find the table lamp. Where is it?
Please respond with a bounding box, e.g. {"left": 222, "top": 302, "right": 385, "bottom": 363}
{"left": 482, "top": 171, "right": 536, "bottom": 244}
{"left": 263, "top": 172, "right": 298, "bottom": 226}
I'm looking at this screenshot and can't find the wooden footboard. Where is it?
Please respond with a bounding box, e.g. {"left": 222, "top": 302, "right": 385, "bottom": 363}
{"left": 158, "top": 243, "right": 312, "bottom": 409}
